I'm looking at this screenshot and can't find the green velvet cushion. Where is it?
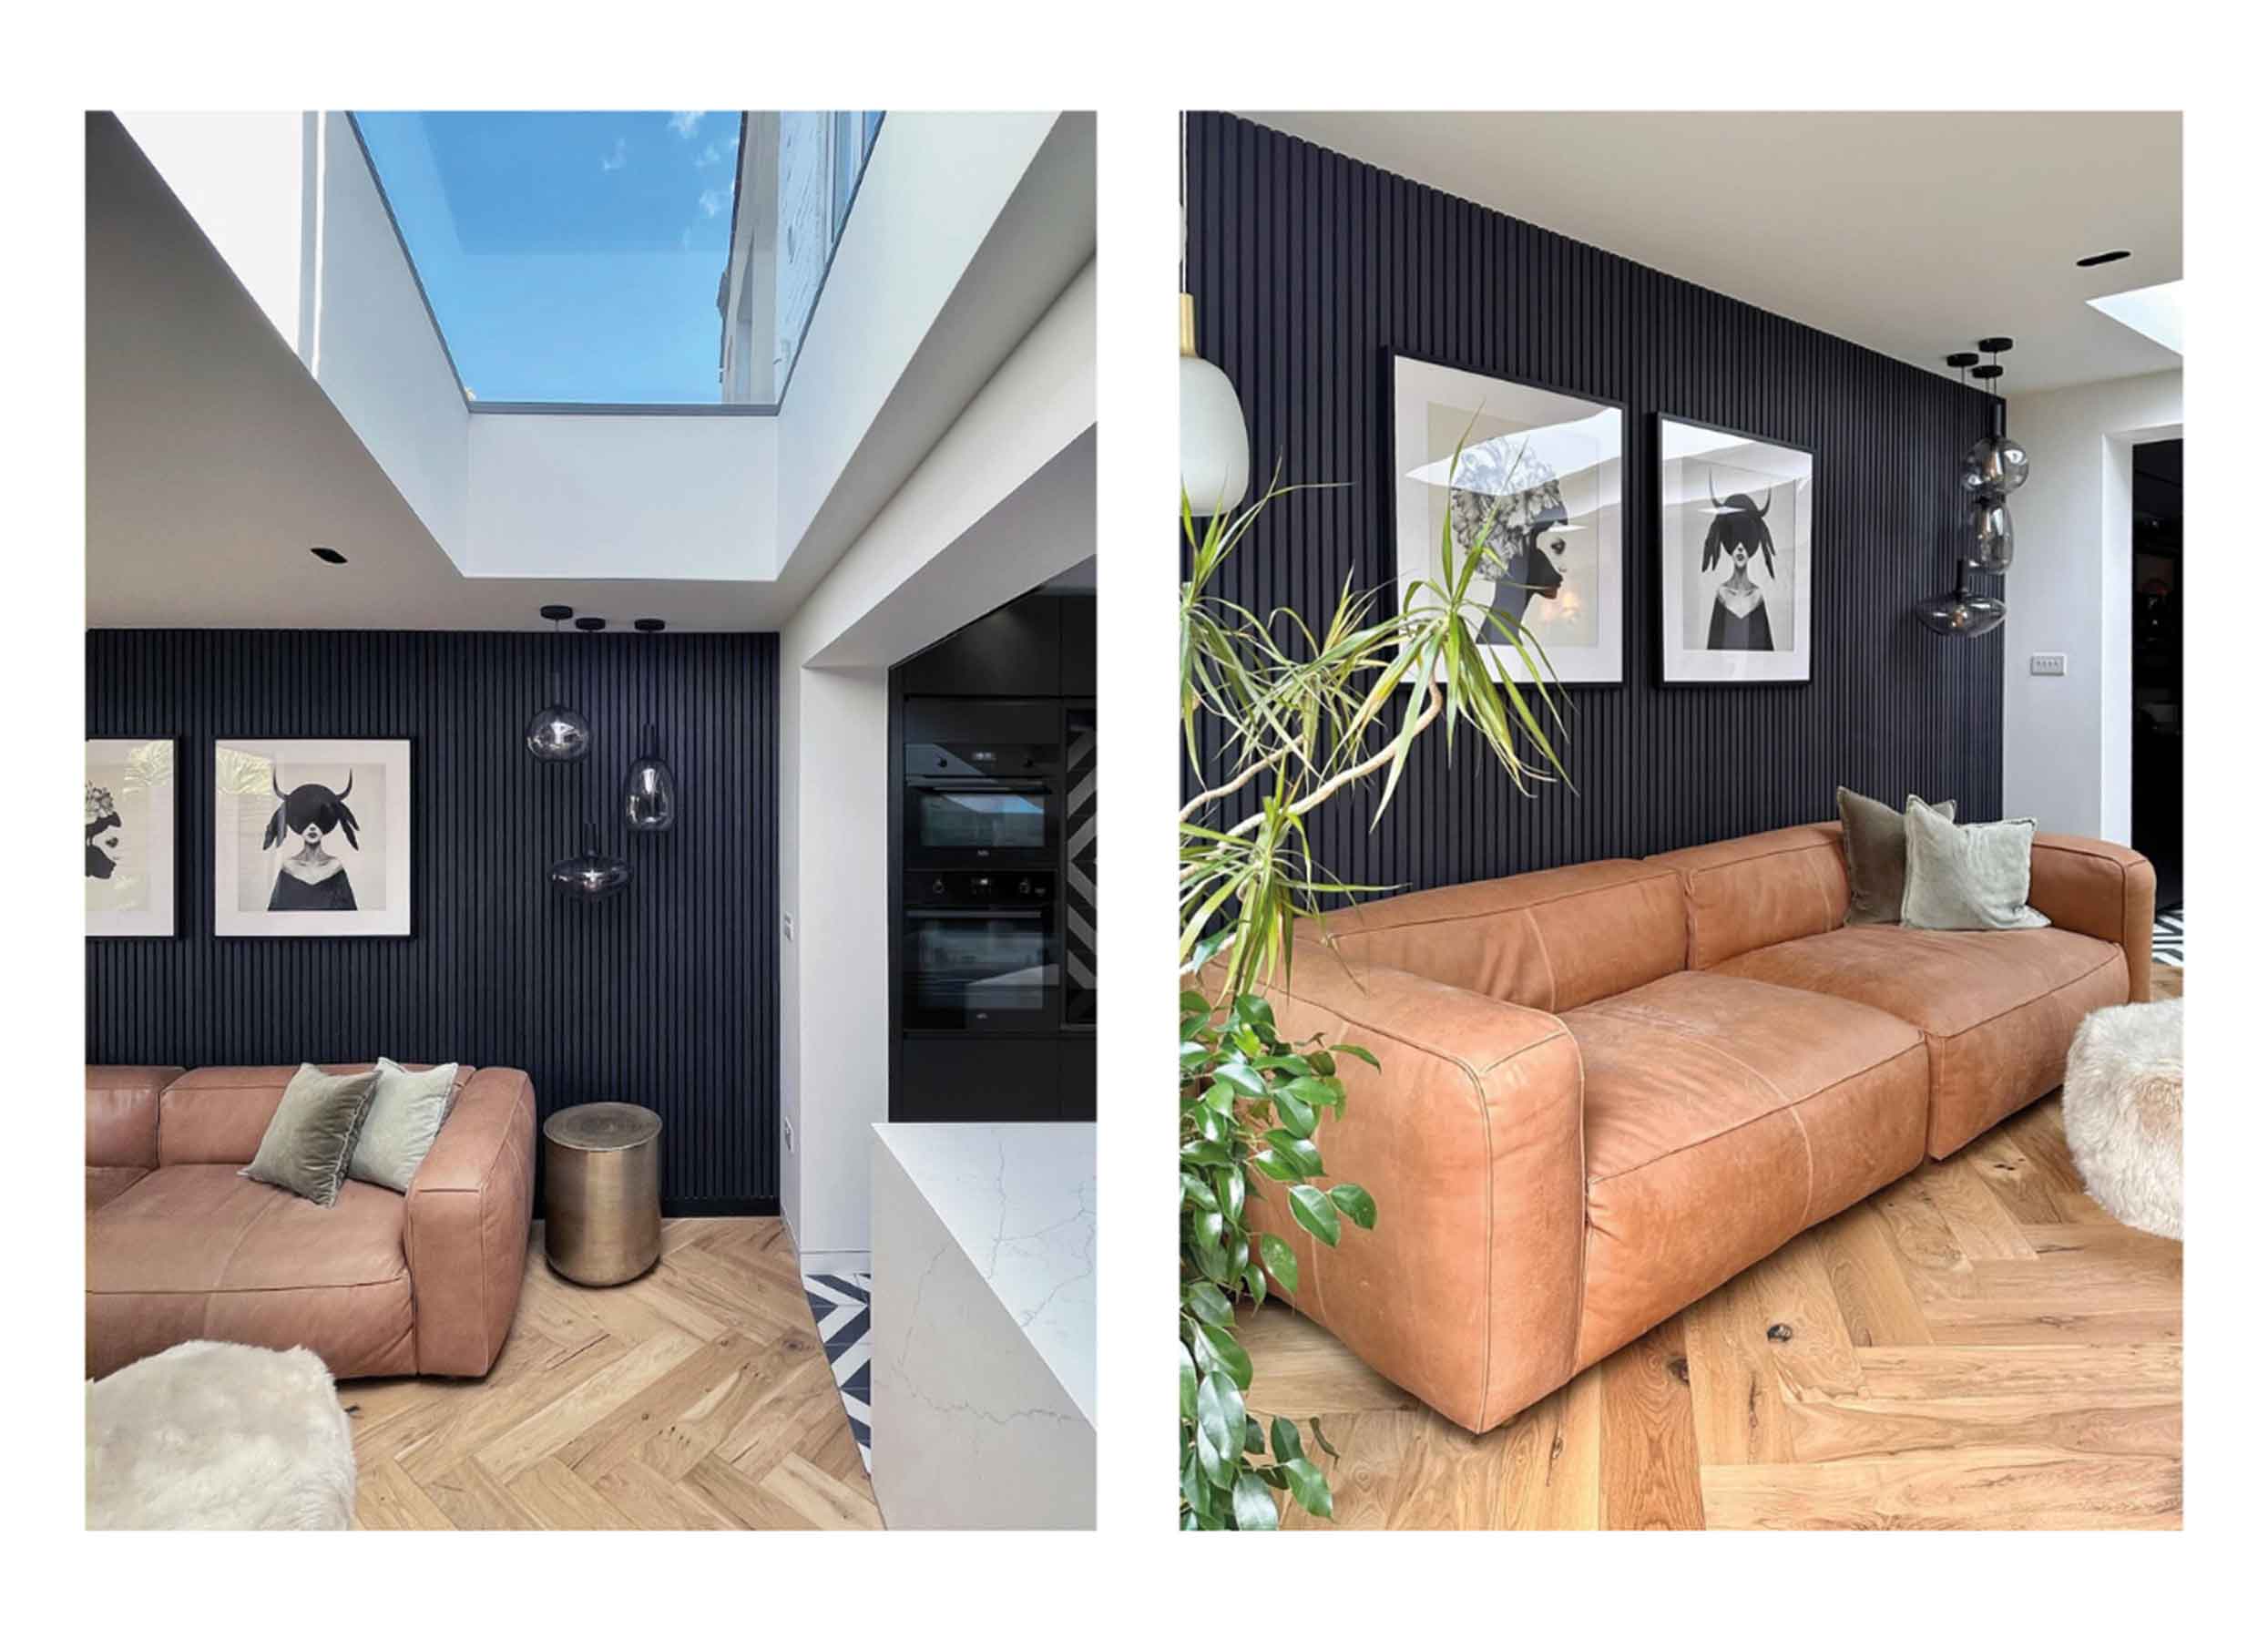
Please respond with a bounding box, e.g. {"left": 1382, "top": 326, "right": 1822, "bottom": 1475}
{"left": 1899, "top": 798, "right": 2052, "bottom": 932}
{"left": 346, "top": 1058, "right": 461, "bottom": 1194}
{"left": 240, "top": 1063, "right": 383, "bottom": 1208}
{"left": 1837, "top": 785, "right": 1956, "bottom": 926}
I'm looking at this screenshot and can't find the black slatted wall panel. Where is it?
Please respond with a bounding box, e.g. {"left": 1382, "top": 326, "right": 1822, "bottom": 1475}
{"left": 86, "top": 629, "right": 780, "bottom": 1214}
{"left": 1186, "top": 114, "right": 2003, "bottom": 889}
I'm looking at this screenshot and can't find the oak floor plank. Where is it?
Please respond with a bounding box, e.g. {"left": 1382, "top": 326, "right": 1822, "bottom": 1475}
{"left": 1599, "top": 1319, "right": 1703, "bottom": 1530}
{"left": 356, "top": 1457, "right": 457, "bottom": 1531}
{"left": 1701, "top": 1450, "right": 2182, "bottom": 1530}
{"left": 420, "top": 1459, "right": 544, "bottom": 1531}
{"left": 506, "top": 1456, "right": 641, "bottom": 1531}
{"left": 1813, "top": 1204, "right": 1936, "bottom": 1348}
{"left": 1856, "top": 1343, "right": 2182, "bottom": 1400}
{"left": 761, "top": 1452, "right": 887, "bottom": 1530}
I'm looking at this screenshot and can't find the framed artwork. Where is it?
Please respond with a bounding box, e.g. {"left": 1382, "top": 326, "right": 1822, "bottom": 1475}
{"left": 213, "top": 738, "right": 412, "bottom": 938}
{"left": 1655, "top": 415, "right": 1816, "bottom": 686}
{"left": 1390, "top": 353, "right": 1626, "bottom": 684}
{"left": 86, "top": 738, "right": 177, "bottom": 938}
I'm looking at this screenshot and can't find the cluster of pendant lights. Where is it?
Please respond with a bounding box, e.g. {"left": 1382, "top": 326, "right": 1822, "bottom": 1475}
{"left": 526, "top": 606, "right": 678, "bottom": 903}
{"left": 1917, "top": 339, "right": 2030, "bottom": 639}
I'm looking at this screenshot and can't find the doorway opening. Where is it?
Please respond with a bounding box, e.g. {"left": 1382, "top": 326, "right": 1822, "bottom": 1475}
{"left": 2131, "top": 436, "right": 2181, "bottom": 911}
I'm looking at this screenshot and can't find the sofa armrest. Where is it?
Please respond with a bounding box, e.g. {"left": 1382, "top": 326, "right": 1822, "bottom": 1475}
{"left": 2029, "top": 834, "right": 2157, "bottom": 1004}
{"left": 405, "top": 1067, "right": 536, "bottom": 1377}
{"left": 1226, "top": 941, "right": 1587, "bottom": 1434}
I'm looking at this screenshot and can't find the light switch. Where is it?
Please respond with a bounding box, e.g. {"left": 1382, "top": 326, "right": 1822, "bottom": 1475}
{"left": 2029, "top": 652, "right": 2068, "bottom": 677}
{"left": 782, "top": 912, "right": 795, "bottom": 941}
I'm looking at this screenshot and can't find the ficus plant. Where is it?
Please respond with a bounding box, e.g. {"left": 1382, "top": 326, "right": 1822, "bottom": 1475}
{"left": 1178, "top": 441, "right": 1571, "bottom": 1529}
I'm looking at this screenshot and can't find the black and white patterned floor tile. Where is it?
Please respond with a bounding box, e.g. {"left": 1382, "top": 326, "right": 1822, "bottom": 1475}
{"left": 802, "top": 1271, "right": 872, "bottom": 1473}
{"left": 2152, "top": 907, "right": 2184, "bottom": 969}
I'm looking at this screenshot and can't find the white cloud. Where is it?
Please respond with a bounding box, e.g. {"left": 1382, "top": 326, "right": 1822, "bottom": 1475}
{"left": 698, "top": 186, "right": 732, "bottom": 219}
{"left": 669, "top": 111, "right": 704, "bottom": 139}
{"left": 696, "top": 141, "right": 725, "bottom": 169}
{"left": 600, "top": 138, "right": 628, "bottom": 172}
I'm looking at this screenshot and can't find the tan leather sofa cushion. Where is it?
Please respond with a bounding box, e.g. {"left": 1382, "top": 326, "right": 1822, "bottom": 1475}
{"left": 2028, "top": 833, "right": 2158, "bottom": 1004}
{"left": 158, "top": 1062, "right": 470, "bottom": 1168}
{"left": 1711, "top": 925, "right": 2130, "bottom": 1157}
{"left": 87, "top": 1065, "right": 180, "bottom": 1171}
{"left": 1649, "top": 823, "right": 1849, "bottom": 969}
{"left": 1320, "top": 858, "right": 1687, "bottom": 1012}
{"left": 87, "top": 1167, "right": 148, "bottom": 1213}
{"left": 87, "top": 1164, "right": 415, "bottom": 1380}
{"left": 1563, "top": 971, "right": 1928, "bottom": 1368}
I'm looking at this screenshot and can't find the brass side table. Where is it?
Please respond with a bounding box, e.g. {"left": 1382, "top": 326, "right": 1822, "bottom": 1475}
{"left": 543, "top": 1102, "right": 662, "bottom": 1286}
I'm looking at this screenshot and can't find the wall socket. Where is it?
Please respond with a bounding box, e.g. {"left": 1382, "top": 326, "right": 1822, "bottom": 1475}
{"left": 782, "top": 911, "right": 795, "bottom": 942}
{"left": 782, "top": 1116, "right": 795, "bottom": 1154}
{"left": 2029, "top": 652, "right": 2069, "bottom": 677}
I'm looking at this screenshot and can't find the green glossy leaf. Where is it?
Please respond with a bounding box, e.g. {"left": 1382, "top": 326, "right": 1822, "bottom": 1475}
{"left": 1195, "top": 1369, "right": 1243, "bottom": 1490}
{"left": 1247, "top": 1148, "right": 1301, "bottom": 1183}
{"left": 1180, "top": 989, "right": 1211, "bottom": 1017}
{"left": 1231, "top": 994, "right": 1277, "bottom": 1033}
{"left": 1287, "top": 1184, "right": 1342, "bottom": 1246}
{"left": 1211, "top": 1061, "right": 1266, "bottom": 1102}
{"left": 1185, "top": 1281, "right": 1232, "bottom": 1329}
{"left": 1271, "top": 1089, "right": 1318, "bottom": 1139}
{"left": 1180, "top": 1172, "right": 1219, "bottom": 1212}
{"left": 1265, "top": 1133, "right": 1326, "bottom": 1177}
{"left": 1329, "top": 1042, "right": 1381, "bottom": 1070}
{"left": 1198, "top": 1322, "right": 1252, "bottom": 1389}
{"left": 1243, "top": 1414, "right": 1267, "bottom": 1456}
{"left": 1257, "top": 1233, "right": 1299, "bottom": 1295}
{"left": 1231, "top": 1470, "right": 1280, "bottom": 1531}
{"left": 1271, "top": 1414, "right": 1304, "bottom": 1465}
{"left": 1326, "top": 1183, "right": 1378, "bottom": 1230}
{"left": 1279, "top": 1456, "right": 1334, "bottom": 1520}
{"left": 1179, "top": 1342, "right": 1199, "bottom": 1420}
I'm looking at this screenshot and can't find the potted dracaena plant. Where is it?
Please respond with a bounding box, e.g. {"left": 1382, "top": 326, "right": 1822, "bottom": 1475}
{"left": 1179, "top": 447, "right": 1573, "bottom": 1530}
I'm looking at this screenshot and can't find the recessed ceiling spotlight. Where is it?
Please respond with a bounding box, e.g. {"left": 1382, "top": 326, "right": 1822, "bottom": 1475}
{"left": 310, "top": 547, "right": 347, "bottom": 565}
{"left": 2076, "top": 249, "right": 2132, "bottom": 269}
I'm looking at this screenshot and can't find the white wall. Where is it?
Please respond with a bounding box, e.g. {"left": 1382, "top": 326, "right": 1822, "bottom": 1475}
{"left": 118, "top": 112, "right": 307, "bottom": 349}
{"left": 779, "top": 264, "right": 1096, "bottom": 1263}
{"left": 466, "top": 415, "right": 777, "bottom": 579}
{"left": 2003, "top": 369, "right": 2183, "bottom": 839}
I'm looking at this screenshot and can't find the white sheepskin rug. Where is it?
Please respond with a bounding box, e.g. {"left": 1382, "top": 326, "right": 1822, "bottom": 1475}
{"left": 87, "top": 1340, "right": 357, "bottom": 1530}
{"left": 2062, "top": 997, "right": 2183, "bottom": 1240}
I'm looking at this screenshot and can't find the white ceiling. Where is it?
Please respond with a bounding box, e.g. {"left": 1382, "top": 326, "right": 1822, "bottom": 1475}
{"left": 1239, "top": 112, "right": 2181, "bottom": 395}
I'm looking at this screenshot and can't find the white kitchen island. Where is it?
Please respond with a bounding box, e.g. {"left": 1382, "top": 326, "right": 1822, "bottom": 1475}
{"left": 868, "top": 1122, "right": 1096, "bottom": 1530}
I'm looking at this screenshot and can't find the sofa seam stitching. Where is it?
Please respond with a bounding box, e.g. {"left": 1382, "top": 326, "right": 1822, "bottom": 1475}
{"left": 1324, "top": 869, "right": 1679, "bottom": 936}
{"left": 1583, "top": 1042, "right": 1926, "bottom": 1188}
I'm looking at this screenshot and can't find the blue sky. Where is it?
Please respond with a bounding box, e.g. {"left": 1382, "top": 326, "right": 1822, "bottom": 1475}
{"left": 354, "top": 111, "right": 741, "bottom": 404}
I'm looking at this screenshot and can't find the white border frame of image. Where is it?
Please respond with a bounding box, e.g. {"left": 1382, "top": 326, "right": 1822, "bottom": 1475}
{"left": 1392, "top": 354, "right": 1626, "bottom": 685}
{"left": 1657, "top": 416, "right": 1816, "bottom": 685}
{"left": 86, "top": 737, "right": 176, "bottom": 938}
{"left": 212, "top": 738, "right": 413, "bottom": 938}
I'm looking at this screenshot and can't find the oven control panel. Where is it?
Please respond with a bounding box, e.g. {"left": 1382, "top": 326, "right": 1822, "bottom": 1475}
{"left": 905, "top": 869, "right": 1056, "bottom": 907}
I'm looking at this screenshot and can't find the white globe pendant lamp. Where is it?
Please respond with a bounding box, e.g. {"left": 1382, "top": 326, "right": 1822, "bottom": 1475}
{"left": 1180, "top": 294, "right": 1249, "bottom": 516}
{"left": 1179, "top": 114, "right": 1249, "bottom": 518}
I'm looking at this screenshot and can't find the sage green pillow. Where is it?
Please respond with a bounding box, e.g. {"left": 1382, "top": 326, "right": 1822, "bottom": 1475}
{"left": 241, "top": 1063, "right": 382, "bottom": 1207}
{"left": 1899, "top": 799, "right": 2051, "bottom": 932}
{"left": 347, "top": 1059, "right": 461, "bottom": 1194}
{"left": 1838, "top": 786, "right": 1956, "bottom": 925}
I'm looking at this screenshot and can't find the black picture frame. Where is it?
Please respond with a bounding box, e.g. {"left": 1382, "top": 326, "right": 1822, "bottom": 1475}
{"left": 1380, "top": 346, "right": 1632, "bottom": 690}
{"left": 1650, "top": 411, "right": 1821, "bottom": 689}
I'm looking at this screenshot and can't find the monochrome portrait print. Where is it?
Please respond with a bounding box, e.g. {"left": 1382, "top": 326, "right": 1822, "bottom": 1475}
{"left": 86, "top": 738, "right": 176, "bottom": 938}
{"left": 1657, "top": 415, "right": 1815, "bottom": 685}
{"left": 1393, "top": 355, "right": 1626, "bottom": 684}
{"left": 213, "top": 739, "right": 412, "bottom": 937}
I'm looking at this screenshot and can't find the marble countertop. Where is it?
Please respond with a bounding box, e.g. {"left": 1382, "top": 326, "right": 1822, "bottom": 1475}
{"left": 871, "top": 1122, "right": 1096, "bottom": 1426}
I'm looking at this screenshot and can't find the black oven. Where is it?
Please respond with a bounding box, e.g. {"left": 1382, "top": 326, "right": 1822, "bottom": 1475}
{"left": 903, "top": 702, "right": 1063, "bottom": 869}
{"left": 903, "top": 870, "right": 1060, "bottom": 1032}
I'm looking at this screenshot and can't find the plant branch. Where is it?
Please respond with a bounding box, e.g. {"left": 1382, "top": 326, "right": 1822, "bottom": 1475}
{"left": 1209, "top": 681, "right": 1443, "bottom": 841}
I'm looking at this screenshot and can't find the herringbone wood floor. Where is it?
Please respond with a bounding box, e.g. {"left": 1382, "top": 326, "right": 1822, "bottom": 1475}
{"left": 1246, "top": 966, "right": 2184, "bottom": 1530}
{"left": 342, "top": 1217, "right": 881, "bottom": 1530}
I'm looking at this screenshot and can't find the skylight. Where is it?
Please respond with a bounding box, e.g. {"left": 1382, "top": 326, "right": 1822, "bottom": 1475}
{"left": 2089, "top": 279, "right": 2184, "bottom": 356}
{"left": 352, "top": 111, "right": 882, "bottom": 409}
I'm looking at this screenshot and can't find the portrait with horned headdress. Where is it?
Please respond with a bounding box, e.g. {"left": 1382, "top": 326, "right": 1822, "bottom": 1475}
{"left": 213, "top": 740, "right": 409, "bottom": 934}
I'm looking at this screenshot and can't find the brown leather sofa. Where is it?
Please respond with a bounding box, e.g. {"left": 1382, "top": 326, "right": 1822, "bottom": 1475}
{"left": 87, "top": 1062, "right": 536, "bottom": 1382}
{"left": 1243, "top": 823, "right": 2153, "bottom": 1435}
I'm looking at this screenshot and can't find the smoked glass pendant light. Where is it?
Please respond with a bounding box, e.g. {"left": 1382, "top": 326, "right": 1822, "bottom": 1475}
{"left": 623, "top": 619, "right": 678, "bottom": 833}
{"left": 1179, "top": 113, "right": 1249, "bottom": 517}
{"left": 549, "top": 819, "right": 632, "bottom": 901}
{"left": 526, "top": 605, "right": 592, "bottom": 762}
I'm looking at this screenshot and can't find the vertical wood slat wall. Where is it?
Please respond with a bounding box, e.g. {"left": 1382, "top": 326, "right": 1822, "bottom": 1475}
{"left": 1185, "top": 114, "right": 2004, "bottom": 891}
{"left": 85, "top": 628, "right": 781, "bottom": 1214}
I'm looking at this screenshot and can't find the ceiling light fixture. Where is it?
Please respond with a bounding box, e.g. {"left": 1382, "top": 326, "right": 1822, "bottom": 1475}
{"left": 1959, "top": 338, "right": 2026, "bottom": 574}
{"left": 2075, "top": 249, "right": 2132, "bottom": 269}
{"left": 525, "top": 605, "right": 592, "bottom": 762}
{"left": 622, "top": 618, "right": 678, "bottom": 834}
{"left": 310, "top": 547, "right": 347, "bottom": 565}
{"left": 1179, "top": 113, "right": 1249, "bottom": 518}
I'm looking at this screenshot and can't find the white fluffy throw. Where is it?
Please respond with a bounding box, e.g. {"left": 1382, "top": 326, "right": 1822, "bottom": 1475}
{"left": 87, "top": 1340, "right": 357, "bottom": 1530}
{"left": 2062, "top": 997, "right": 2183, "bottom": 1240}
